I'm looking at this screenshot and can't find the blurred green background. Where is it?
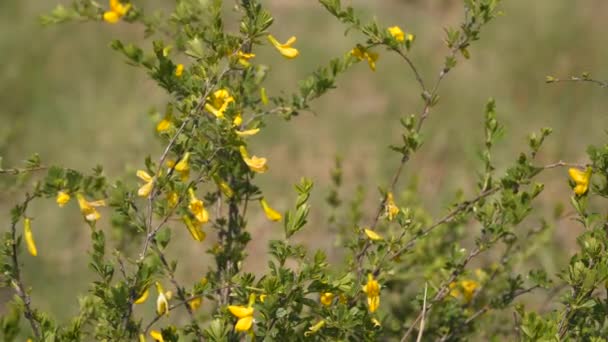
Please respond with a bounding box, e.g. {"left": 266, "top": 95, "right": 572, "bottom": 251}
{"left": 2, "top": 0, "right": 608, "bottom": 328}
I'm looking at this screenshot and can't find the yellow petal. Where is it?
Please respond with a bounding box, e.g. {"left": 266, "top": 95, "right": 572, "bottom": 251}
{"left": 156, "top": 118, "right": 171, "bottom": 132}
{"left": 259, "top": 294, "right": 267, "bottom": 303}
{"left": 235, "top": 316, "right": 254, "bottom": 332}
{"left": 56, "top": 191, "right": 71, "bottom": 207}
{"left": 388, "top": 26, "right": 405, "bottom": 42}
{"left": 188, "top": 297, "right": 202, "bottom": 311}
{"left": 167, "top": 192, "right": 179, "bottom": 208}
{"left": 137, "top": 170, "right": 153, "bottom": 182}
{"left": 183, "top": 215, "right": 206, "bottom": 242}
{"left": 260, "top": 198, "right": 282, "bottom": 222}
{"left": 156, "top": 284, "right": 170, "bottom": 316}
{"left": 233, "top": 113, "right": 243, "bottom": 126}
{"left": 217, "top": 180, "right": 234, "bottom": 198}
{"left": 103, "top": 11, "right": 120, "bottom": 23}
{"left": 175, "top": 63, "right": 184, "bottom": 77}
{"left": 228, "top": 305, "right": 254, "bottom": 319}
{"left": 304, "top": 320, "right": 326, "bottom": 336}
{"left": 24, "top": 218, "right": 37, "bottom": 257}
{"left": 243, "top": 155, "right": 268, "bottom": 173}
{"left": 236, "top": 128, "right": 260, "bottom": 137}
{"left": 320, "top": 292, "right": 334, "bottom": 306}
{"left": 137, "top": 181, "right": 154, "bottom": 197}
{"left": 174, "top": 152, "right": 190, "bottom": 172}
{"left": 188, "top": 193, "right": 209, "bottom": 222}
{"left": 367, "top": 295, "right": 380, "bottom": 313}
{"left": 150, "top": 330, "right": 164, "bottom": 342}
{"left": 569, "top": 167, "right": 592, "bottom": 195}
{"left": 364, "top": 228, "right": 383, "bottom": 241}
{"left": 134, "top": 288, "right": 149, "bottom": 304}
{"left": 267, "top": 35, "right": 299, "bottom": 59}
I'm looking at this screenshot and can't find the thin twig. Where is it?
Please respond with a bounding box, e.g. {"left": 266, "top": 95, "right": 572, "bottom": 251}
{"left": 415, "top": 282, "right": 428, "bottom": 342}
{"left": 0, "top": 166, "right": 48, "bottom": 175}
{"left": 9, "top": 194, "right": 41, "bottom": 339}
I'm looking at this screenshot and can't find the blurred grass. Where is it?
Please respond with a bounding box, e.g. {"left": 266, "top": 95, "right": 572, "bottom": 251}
{"left": 1, "top": 0, "right": 608, "bottom": 325}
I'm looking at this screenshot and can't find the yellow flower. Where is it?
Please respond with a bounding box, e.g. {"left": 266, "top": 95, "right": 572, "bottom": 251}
{"left": 188, "top": 297, "right": 202, "bottom": 311}
{"left": 260, "top": 87, "right": 269, "bottom": 105}
{"left": 76, "top": 194, "right": 106, "bottom": 222}
{"left": 385, "top": 192, "right": 399, "bottom": 221}
{"left": 23, "top": 218, "right": 37, "bottom": 257}
{"left": 362, "top": 273, "right": 380, "bottom": 313}
{"left": 56, "top": 191, "right": 71, "bottom": 207}
{"left": 167, "top": 191, "right": 179, "bottom": 208}
{"left": 235, "top": 128, "right": 260, "bottom": 137}
{"left": 260, "top": 198, "right": 281, "bottom": 222}
{"left": 166, "top": 159, "right": 189, "bottom": 182}
{"left": 233, "top": 113, "right": 243, "bottom": 127}
{"left": 134, "top": 288, "right": 149, "bottom": 304}
{"left": 182, "top": 215, "right": 206, "bottom": 242}
{"left": 188, "top": 189, "right": 209, "bottom": 223}
{"left": 569, "top": 167, "right": 592, "bottom": 196}
{"left": 174, "top": 152, "right": 190, "bottom": 173}
{"left": 156, "top": 116, "right": 172, "bottom": 133}
{"left": 150, "top": 330, "right": 164, "bottom": 342}
{"left": 388, "top": 26, "right": 405, "bottom": 42}
{"left": 228, "top": 304, "right": 254, "bottom": 332}
{"left": 155, "top": 282, "right": 172, "bottom": 316}
{"left": 175, "top": 63, "right": 184, "bottom": 77}
{"left": 405, "top": 33, "right": 415, "bottom": 43}
{"left": 364, "top": 228, "right": 383, "bottom": 241}
{"left": 304, "top": 320, "right": 326, "bottom": 336}
{"left": 449, "top": 280, "right": 479, "bottom": 303}
{"left": 237, "top": 51, "right": 256, "bottom": 67}
{"left": 239, "top": 146, "right": 268, "bottom": 173}
{"left": 204, "top": 89, "right": 235, "bottom": 118}
{"left": 136, "top": 170, "right": 155, "bottom": 197}
{"left": 351, "top": 45, "right": 379, "bottom": 71}
{"left": 320, "top": 292, "right": 334, "bottom": 306}
{"left": 267, "top": 35, "right": 300, "bottom": 59}
{"left": 259, "top": 294, "right": 267, "bottom": 303}
{"left": 139, "top": 334, "right": 145, "bottom": 342}
{"left": 103, "top": 0, "right": 131, "bottom": 24}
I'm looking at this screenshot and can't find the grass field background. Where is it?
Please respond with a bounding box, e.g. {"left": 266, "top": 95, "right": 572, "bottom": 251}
{"left": 2, "top": 0, "right": 608, "bottom": 328}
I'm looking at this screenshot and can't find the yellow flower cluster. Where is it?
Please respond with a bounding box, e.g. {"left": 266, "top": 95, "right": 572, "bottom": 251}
{"left": 449, "top": 279, "right": 479, "bottom": 303}
{"left": 205, "top": 89, "right": 235, "bottom": 119}
{"left": 388, "top": 25, "right": 414, "bottom": 43}
{"left": 103, "top": 0, "right": 130, "bottom": 24}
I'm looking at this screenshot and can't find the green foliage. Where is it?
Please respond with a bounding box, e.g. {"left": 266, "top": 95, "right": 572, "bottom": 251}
{"left": 3, "top": 0, "right": 608, "bottom": 341}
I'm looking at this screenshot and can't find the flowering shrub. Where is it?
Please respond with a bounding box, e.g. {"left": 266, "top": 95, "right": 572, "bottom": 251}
{"left": 2, "top": 0, "right": 608, "bottom": 341}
